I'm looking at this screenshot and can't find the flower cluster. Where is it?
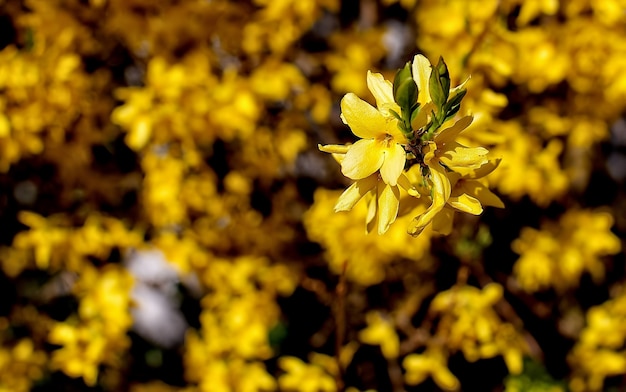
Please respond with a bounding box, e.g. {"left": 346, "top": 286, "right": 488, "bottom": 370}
{"left": 568, "top": 288, "right": 626, "bottom": 391}
{"left": 320, "top": 55, "right": 502, "bottom": 236}
{"left": 512, "top": 209, "right": 621, "bottom": 293}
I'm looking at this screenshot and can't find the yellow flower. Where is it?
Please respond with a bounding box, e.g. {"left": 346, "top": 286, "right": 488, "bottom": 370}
{"left": 317, "top": 145, "right": 417, "bottom": 235}
{"left": 319, "top": 71, "right": 418, "bottom": 234}
{"left": 337, "top": 71, "right": 407, "bottom": 186}
{"left": 408, "top": 116, "right": 491, "bottom": 235}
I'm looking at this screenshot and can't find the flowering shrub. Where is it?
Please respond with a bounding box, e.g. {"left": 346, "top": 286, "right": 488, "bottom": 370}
{"left": 0, "top": 1, "right": 625, "bottom": 391}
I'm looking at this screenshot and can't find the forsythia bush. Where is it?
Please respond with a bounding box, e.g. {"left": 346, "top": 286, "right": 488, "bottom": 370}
{"left": 0, "top": 0, "right": 624, "bottom": 391}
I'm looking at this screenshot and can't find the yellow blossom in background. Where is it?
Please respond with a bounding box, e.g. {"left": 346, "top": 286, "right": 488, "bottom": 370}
{"left": 0, "top": 338, "right": 47, "bottom": 392}
{"left": 512, "top": 209, "right": 621, "bottom": 293}
{"left": 569, "top": 289, "right": 626, "bottom": 391}
{"left": 403, "top": 347, "right": 459, "bottom": 391}
{"left": 428, "top": 284, "right": 528, "bottom": 375}
{"left": 278, "top": 356, "right": 336, "bottom": 392}
{"left": 358, "top": 311, "right": 400, "bottom": 359}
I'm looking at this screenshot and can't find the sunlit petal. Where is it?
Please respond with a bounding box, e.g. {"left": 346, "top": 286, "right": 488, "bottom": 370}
{"left": 408, "top": 163, "right": 451, "bottom": 236}
{"left": 334, "top": 175, "right": 378, "bottom": 212}
{"left": 367, "top": 71, "right": 394, "bottom": 109}
{"left": 377, "top": 183, "right": 400, "bottom": 235}
{"left": 318, "top": 144, "right": 349, "bottom": 154}
{"left": 341, "top": 139, "right": 384, "bottom": 180}
{"left": 397, "top": 173, "right": 420, "bottom": 197}
{"left": 439, "top": 145, "right": 489, "bottom": 172}
{"left": 412, "top": 54, "right": 432, "bottom": 104}
{"left": 380, "top": 143, "right": 406, "bottom": 186}
{"left": 341, "top": 93, "right": 387, "bottom": 139}
{"left": 464, "top": 157, "right": 502, "bottom": 179}
{"left": 448, "top": 193, "right": 483, "bottom": 215}
{"left": 460, "top": 180, "right": 505, "bottom": 208}
{"left": 434, "top": 116, "right": 473, "bottom": 145}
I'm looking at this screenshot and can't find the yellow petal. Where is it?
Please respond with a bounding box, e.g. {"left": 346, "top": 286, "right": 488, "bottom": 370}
{"left": 334, "top": 175, "right": 378, "bottom": 212}
{"left": 432, "top": 207, "right": 454, "bottom": 235}
{"left": 318, "top": 144, "right": 349, "bottom": 154}
{"left": 397, "top": 173, "right": 420, "bottom": 197}
{"left": 377, "top": 183, "right": 400, "bottom": 235}
{"left": 464, "top": 157, "right": 502, "bottom": 179}
{"left": 434, "top": 116, "right": 473, "bottom": 146}
{"left": 412, "top": 54, "right": 432, "bottom": 105}
{"left": 380, "top": 143, "right": 406, "bottom": 186}
{"left": 448, "top": 193, "right": 483, "bottom": 215}
{"left": 408, "top": 162, "right": 451, "bottom": 236}
{"left": 439, "top": 144, "right": 489, "bottom": 173}
{"left": 459, "top": 180, "right": 504, "bottom": 208}
{"left": 367, "top": 71, "right": 395, "bottom": 114}
{"left": 411, "top": 101, "right": 434, "bottom": 131}
{"left": 341, "top": 139, "right": 384, "bottom": 180}
{"left": 340, "top": 93, "right": 387, "bottom": 139}
{"left": 422, "top": 141, "right": 437, "bottom": 165}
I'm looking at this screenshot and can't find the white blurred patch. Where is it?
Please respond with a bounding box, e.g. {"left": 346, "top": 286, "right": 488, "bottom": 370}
{"left": 607, "top": 152, "right": 626, "bottom": 182}
{"left": 125, "top": 249, "right": 189, "bottom": 349}
{"left": 130, "top": 284, "right": 188, "bottom": 349}
{"left": 383, "top": 21, "right": 412, "bottom": 68}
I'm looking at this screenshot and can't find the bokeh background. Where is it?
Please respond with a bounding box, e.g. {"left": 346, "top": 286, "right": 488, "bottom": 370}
{"left": 0, "top": 0, "right": 625, "bottom": 391}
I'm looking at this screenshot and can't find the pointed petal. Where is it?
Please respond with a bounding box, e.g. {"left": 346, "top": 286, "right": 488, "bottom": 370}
{"left": 341, "top": 93, "right": 387, "bottom": 139}
{"left": 439, "top": 145, "right": 489, "bottom": 172}
{"left": 464, "top": 157, "right": 502, "bottom": 179}
{"left": 377, "top": 183, "right": 400, "bottom": 235}
{"left": 407, "top": 163, "right": 451, "bottom": 236}
{"left": 448, "top": 193, "right": 483, "bottom": 215}
{"left": 319, "top": 144, "right": 349, "bottom": 154}
{"left": 461, "top": 180, "right": 505, "bottom": 208}
{"left": 367, "top": 71, "right": 394, "bottom": 109}
{"left": 334, "top": 175, "right": 378, "bottom": 212}
{"left": 434, "top": 116, "right": 473, "bottom": 145}
{"left": 398, "top": 173, "right": 420, "bottom": 197}
{"left": 341, "top": 139, "right": 384, "bottom": 180}
{"left": 412, "top": 54, "right": 432, "bottom": 104}
{"left": 450, "top": 75, "right": 470, "bottom": 95}
{"left": 380, "top": 143, "right": 406, "bottom": 186}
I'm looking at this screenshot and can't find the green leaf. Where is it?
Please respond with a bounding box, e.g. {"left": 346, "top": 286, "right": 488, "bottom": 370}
{"left": 393, "top": 62, "right": 413, "bottom": 99}
{"left": 443, "top": 88, "right": 466, "bottom": 122}
{"left": 395, "top": 79, "right": 418, "bottom": 116}
{"left": 428, "top": 57, "right": 450, "bottom": 109}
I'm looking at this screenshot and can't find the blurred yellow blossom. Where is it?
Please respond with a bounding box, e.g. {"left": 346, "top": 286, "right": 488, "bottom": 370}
{"left": 513, "top": 209, "right": 621, "bottom": 293}
{"left": 358, "top": 311, "right": 400, "bottom": 359}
